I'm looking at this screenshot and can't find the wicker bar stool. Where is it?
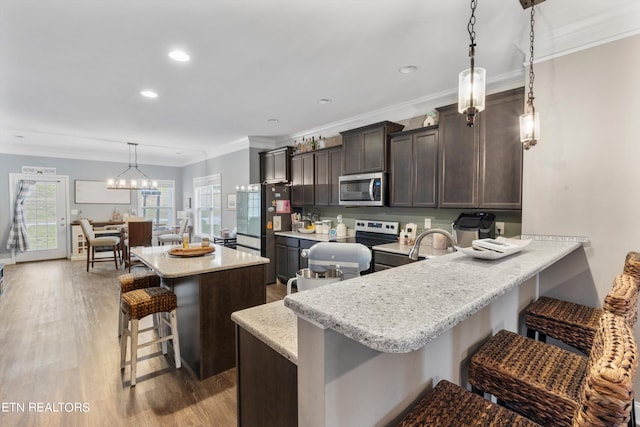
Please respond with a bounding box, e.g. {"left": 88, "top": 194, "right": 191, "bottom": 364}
{"left": 469, "top": 311, "right": 637, "bottom": 426}
{"left": 395, "top": 379, "right": 540, "bottom": 427}
{"left": 120, "top": 287, "right": 181, "bottom": 386}
{"left": 526, "top": 270, "right": 639, "bottom": 354}
{"left": 118, "top": 271, "right": 161, "bottom": 338}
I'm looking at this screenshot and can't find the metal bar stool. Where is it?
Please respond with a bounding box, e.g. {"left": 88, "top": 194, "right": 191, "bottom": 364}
{"left": 469, "top": 311, "right": 637, "bottom": 426}
{"left": 395, "top": 379, "right": 540, "bottom": 426}
{"left": 118, "top": 271, "right": 161, "bottom": 338}
{"left": 120, "top": 287, "right": 181, "bottom": 386}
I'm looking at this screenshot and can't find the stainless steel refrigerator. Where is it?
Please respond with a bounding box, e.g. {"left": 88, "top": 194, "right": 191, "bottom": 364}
{"left": 262, "top": 183, "right": 292, "bottom": 284}
{"left": 236, "top": 184, "right": 262, "bottom": 256}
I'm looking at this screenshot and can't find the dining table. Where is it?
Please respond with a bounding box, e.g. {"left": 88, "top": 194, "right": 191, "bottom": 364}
{"left": 131, "top": 244, "right": 270, "bottom": 379}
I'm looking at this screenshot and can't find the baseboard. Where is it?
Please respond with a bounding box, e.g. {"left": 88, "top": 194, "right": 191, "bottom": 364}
{"left": 0, "top": 257, "right": 13, "bottom": 265}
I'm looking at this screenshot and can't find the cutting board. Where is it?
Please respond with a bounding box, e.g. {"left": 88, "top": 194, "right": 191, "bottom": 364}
{"left": 168, "top": 246, "right": 215, "bottom": 257}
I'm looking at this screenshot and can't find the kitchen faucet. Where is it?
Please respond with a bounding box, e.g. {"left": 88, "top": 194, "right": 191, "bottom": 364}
{"left": 408, "top": 229, "right": 457, "bottom": 260}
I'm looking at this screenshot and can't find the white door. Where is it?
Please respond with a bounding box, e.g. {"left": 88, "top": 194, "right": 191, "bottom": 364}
{"left": 9, "top": 174, "right": 69, "bottom": 262}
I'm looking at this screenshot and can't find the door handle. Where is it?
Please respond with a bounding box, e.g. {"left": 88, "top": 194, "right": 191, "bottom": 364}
{"left": 368, "top": 179, "right": 375, "bottom": 201}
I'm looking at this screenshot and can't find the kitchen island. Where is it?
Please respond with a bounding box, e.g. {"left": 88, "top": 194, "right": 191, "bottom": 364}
{"left": 132, "top": 244, "right": 269, "bottom": 379}
{"left": 284, "top": 238, "right": 587, "bottom": 426}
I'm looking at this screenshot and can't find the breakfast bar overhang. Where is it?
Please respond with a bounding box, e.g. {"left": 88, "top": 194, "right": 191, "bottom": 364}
{"left": 132, "top": 245, "right": 270, "bottom": 379}
{"left": 284, "top": 238, "right": 586, "bottom": 426}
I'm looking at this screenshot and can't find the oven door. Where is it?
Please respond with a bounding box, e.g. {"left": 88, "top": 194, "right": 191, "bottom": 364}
{"left": 339, "top": 173, "right": 385, "bottom": 206}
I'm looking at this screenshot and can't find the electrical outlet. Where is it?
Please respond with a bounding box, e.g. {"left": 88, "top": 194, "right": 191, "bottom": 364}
{"left": 424, "top": 218, "right": 431, "bottom": 229}
{"left": 495, "top": 222, "right": 505, "bottom": 236}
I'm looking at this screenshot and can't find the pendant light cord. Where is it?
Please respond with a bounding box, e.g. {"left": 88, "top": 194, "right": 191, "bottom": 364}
{"left": 527, "top": 2, "right": 536, "bottom": 110}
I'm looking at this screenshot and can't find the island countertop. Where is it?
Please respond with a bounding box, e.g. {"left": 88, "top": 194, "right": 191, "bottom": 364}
{"left": 232, "top": 300, "right": 298, "bottom": 365}
{"left": 131, "top": 244, "right": 270, "bottom": 278}
{"left": 284, "top": 239, "right": 582, "bottom": 354}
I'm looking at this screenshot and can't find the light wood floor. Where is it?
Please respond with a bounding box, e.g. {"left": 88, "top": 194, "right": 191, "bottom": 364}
{"left": 0, "top": 259, "right": 288, "bottom": 426}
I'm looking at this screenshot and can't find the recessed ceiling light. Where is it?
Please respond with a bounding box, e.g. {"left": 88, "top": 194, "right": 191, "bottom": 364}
{"left": 398, "top": 65, "right": 418, "bottom": 74}
{"left": 317, "top": 98, "right": 332, "bottom": 104}
{"left": 140, "top": 90, "right": 158, "bottom": 98}
{"left": 168, "top": 50, "right": 190, "bottom": 62}
{"left": 267, "top": 118, "right": 279, "bottom": 124}
{"left": 15, "top": 135, "right": 24, "bottom": 138}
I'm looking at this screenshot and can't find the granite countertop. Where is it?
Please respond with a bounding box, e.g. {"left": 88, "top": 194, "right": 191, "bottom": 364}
{"left": 131, "top": 244, "right": 270, "bottom": 278}
{"left": 372, "top": 241, "right": 452, "bottom": 257}
{"left": 275, "top": 230, "right": 354, "bottom": 242}
{"left": 284, "top": 239, "right": 582, "bottom": 354}
{"left": 231, "top": 300, "right": 298, "bottom": 365}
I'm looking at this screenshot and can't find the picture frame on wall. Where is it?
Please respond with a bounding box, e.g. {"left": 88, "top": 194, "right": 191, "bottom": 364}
{"left": 75, "top": 180, "right": 131, "bottom": 204}
{"left": 227, "top": 193, "right": 237, "bottom": 210}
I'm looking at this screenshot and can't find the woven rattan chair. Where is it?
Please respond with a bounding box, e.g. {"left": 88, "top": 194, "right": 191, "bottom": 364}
{"left": 120, "top": 287, "right": 181, "bottom": 386}
{"left": 526, "top": 262, "right": 639, "bottom": 354}
{"left": 469, "top": 311, "right": 637, "bottom": 426}
{"left": 117, "top": 271, "right": 161, "bottom": 338}
{"left": 395, "top": 379, "right": 540, "bottom": 427}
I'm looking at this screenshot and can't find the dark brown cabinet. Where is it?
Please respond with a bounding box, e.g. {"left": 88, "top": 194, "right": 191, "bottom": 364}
{"left": 437, "top": 87, "right": 524, "bottom": 210}
{"left": 276, "top": 236, "right": 299, "bottom": 283}
{"left": 373, "top": 250, "right": 424, "bottom": 272}
{"left": 291, "top": 153, "right": 315, "bottom": 206}
{"left": 389, "top": 127, "right": 438, "bottom": 207}
{"left": 260, "top": 147, "right": 292, "bottom": 183}
{"left": 314, "top": 146, "right": 342, "bottom": 206}
{"left": 340, "top": 121, "right": 404, "bottom": 175}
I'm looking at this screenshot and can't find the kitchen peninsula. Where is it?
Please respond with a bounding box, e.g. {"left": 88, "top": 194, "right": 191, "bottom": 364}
{"left": 282, "top": 238, "right": 585, "bottom": 426}
{"left": 132, "top": 244, "right": 269, "bottom": 379}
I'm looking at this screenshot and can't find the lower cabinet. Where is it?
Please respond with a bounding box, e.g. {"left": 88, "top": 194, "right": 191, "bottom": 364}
{"left": 277, "top": 237, "right": 300, "bottom": 283}
{"left": 236, "top": 326, "right": 297, "bottom": 427}
{"left": 373, "top": 250, "right": 423, "bottom": 272}
{"left": 276, "top": 236, "right": 319, "bottom": 283}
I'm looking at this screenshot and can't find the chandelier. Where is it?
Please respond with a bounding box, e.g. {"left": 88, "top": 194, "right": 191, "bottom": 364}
{"left": 458, "top": 0, "right": 486, "bottom": 127}
{"left": 107, "top": 142, "right": 158, "bottom": 190}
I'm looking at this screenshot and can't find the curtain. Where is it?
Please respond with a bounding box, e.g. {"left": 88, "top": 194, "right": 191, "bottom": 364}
{"left": 6, "top": 180, "right": 36, "bottom": 252}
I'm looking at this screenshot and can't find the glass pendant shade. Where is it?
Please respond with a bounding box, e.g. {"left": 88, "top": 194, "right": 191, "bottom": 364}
{"left": 519, "top": 110, "right": 540, "bottom": 144}
{"left": 457, "top": 67, "right": 486, "bottom": 114}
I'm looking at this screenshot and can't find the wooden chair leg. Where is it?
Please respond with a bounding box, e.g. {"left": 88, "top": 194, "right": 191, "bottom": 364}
{"left": 86, "top": 243, "right": 90, "bottom": 272}
{"left": 170, "top": 309, "right": 181, "bottom": 369}
{"left": 120, "top": 314, "right": 129, "bottom": 369}
{"left": 130, "top": 319, "right": 139, "bottom": 386}
{"left": 91, "top": 247, "right": 96, "bottom": 268}
{"left": 113, "top": 245, "right": 119, "bottom": 270}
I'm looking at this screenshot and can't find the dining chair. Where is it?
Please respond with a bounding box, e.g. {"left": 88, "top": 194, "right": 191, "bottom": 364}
{"left": 123, "top": 220, "right": 153, "bottom": 272}
{"left": 157, "top": 217, "right": 189, "bottom": 246}
{"left": 79, "top": 219, "right": 120, "bottom": 272}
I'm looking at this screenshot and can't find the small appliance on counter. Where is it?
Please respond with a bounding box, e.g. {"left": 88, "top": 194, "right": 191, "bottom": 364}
{"left": 336, "top": 215, "right": 347, "bottom": 237}
{"left": 287, "top": 242, "right": 371, "bottom": 295}
{"left": 452, "top": 212, "right": 496, "bottom": 248}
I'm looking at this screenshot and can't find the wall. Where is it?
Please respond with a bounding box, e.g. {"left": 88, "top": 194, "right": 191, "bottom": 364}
{"left": 0, "top": 153, "right": 181, "bottom": 259}
{"left": 521, "top": 35, "right": 640, "bottom": 389}
{"left": 180, "top": 148, "right": 255, "bottom": 234}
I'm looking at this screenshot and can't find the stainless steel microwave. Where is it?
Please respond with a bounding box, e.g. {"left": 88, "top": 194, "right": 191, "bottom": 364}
{"left": 339, "top": 172, "right": 386, "bottom": 206}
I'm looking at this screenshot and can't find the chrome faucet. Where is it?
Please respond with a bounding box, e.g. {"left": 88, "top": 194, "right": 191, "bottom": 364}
{"left": 408, "top": 229, "right": 457, "bottom": 260}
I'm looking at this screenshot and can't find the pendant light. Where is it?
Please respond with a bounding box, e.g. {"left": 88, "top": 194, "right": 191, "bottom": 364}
{"left": 107, "top": 142, "right": 158, "bottom": 190}
{"left": 458, "top": 0, "right": 486, "bottom": 127}
{"left": 519, "top": 0, "right": 541, "bottom": 149}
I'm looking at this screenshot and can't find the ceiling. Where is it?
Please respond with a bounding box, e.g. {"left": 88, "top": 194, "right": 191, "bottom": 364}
{"left": 0, "top": 0, "right": 638, "bottom": 166}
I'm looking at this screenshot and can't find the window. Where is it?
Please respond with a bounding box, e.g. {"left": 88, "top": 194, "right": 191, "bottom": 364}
{"left": 138, "top": 180, "right": 175, "bottom": 228}
{"left": 194, "top": 174, "right": 221, "bottom": 237}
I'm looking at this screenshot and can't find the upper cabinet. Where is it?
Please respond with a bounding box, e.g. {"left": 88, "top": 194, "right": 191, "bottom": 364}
{"left": 340, "top": 121, "right": 404, "bottom": 175}
{"left": 389, "top": 127, "right": 439, "bottom": 207}
{"left": 291, "top": 152, "right": 315, "bottom": 207}
{"left": 260, "top": 147, "right": 292, "bottom": 183}
{"left": 437, "top": 87, "right": 524, "bottom": 210}
{"left": 314, "top": 146, "right": 342, "bottom": 206}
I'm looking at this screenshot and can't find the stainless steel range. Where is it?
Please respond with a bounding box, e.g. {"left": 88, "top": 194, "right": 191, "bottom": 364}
{"left": 354, "top": 219, "right": 399, "bottom": 274}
